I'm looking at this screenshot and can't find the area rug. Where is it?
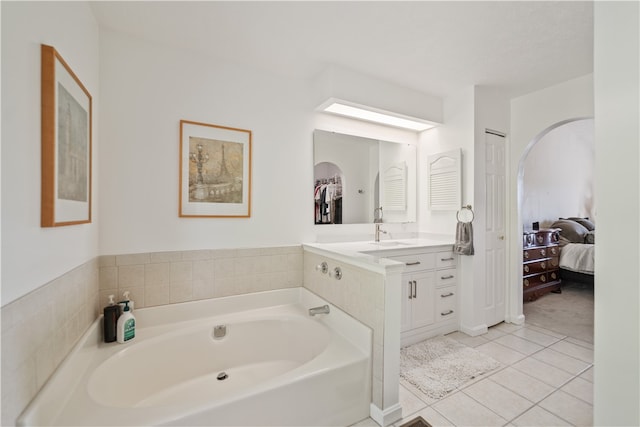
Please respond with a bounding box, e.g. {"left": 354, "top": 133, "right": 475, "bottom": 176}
{"left": 400, "top": 336, "right": 501, "bottom": 399}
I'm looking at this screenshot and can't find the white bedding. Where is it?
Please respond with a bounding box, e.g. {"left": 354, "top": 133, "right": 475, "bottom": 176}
{"left": 559, "top": 243, "right": 595, "bottom": 275}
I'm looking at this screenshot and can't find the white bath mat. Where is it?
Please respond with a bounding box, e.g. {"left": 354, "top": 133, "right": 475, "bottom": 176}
{"left": 400, "top": 336, "right": 501, "bottom": 399}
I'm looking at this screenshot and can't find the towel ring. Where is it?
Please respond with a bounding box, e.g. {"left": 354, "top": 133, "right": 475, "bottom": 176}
{"left": 456, "top": 205, "right": 474, "bottom": 223}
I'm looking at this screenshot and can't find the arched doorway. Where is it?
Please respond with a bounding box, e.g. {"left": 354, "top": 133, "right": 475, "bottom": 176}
{"left": 514, "top": 117, "right": 594, "bottom": 328}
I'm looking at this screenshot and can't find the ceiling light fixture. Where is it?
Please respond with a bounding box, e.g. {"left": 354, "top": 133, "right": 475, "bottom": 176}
{"left": 318, "top": 99, "right": 437, "bottom": 132}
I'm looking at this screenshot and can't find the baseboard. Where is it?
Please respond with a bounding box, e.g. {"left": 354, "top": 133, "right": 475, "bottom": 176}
{"left": 370, "top": 402, "right": 403, "bottom": 427}
{"left": 459, "top": 323, "right": 488, "bottom": 337}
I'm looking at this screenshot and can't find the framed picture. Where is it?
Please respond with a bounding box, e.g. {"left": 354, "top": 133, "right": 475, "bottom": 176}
{"left": 41, "top": 44, "right": 92, "bottom": 227}
{"left": 179, "top": 120, "right": 252, "bottom": 217}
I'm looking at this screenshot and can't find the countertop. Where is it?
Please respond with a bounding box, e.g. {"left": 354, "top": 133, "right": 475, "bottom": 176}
{"left": 303, "top": 235, "right": 455, "bottom": 274}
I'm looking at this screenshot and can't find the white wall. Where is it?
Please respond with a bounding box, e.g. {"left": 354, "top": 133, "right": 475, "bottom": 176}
{"left": 593, "top": 2, "right": 639, "bottom": 424}
{"left": 98, "top": 29, "right": 315, "bottom": 254}
{"left": 508, "top": 74, "right": 594, "bottom": 322}
{"left": 522, "top": 119, "right": 595, "bottom": 229}
{"left": 1, "top": 1, "right": 100, "bottom": 305}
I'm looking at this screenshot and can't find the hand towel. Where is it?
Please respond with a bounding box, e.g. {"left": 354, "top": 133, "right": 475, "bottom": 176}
{"left": 454, "top": 221, "right": 474, "bottom": 255}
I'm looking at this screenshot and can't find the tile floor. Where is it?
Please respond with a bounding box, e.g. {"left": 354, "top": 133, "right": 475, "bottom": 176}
{"left": 355, "top": 322, "right": 594, "bottom": 427}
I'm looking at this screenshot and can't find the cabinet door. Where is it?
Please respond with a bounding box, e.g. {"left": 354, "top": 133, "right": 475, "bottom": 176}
{"left": 400, "top": 276, "right": 413, "bottom": 332}
{"left": 410, "top": 271, "right": 436, "bottom": 329}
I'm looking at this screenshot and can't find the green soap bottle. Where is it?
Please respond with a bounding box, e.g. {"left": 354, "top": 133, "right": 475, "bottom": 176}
{"left": 116, "top": 301, "right": 135, "bottom": 343}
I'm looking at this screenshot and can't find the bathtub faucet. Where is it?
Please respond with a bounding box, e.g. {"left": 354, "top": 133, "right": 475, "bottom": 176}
{"left": 309, "top": 305, "right": 330, "bottom": 316}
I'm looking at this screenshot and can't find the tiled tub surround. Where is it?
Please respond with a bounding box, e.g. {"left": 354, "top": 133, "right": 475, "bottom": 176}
{"left": 98, "top": 245, "right": 303, "bottom": 309}
{"left": 1, "top": 259, "right": 100, "bottom": 427}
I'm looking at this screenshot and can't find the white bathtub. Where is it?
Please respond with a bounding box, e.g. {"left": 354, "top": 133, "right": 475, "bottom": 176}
{"left": 18, "top": 288, "right": 372, "bottom": 426}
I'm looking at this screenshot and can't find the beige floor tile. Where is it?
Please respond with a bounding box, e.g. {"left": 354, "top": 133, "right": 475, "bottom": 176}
{"left": 484, "top": 327, "right": 507, "bottom": 341}
{"left": 539, "top": 390, "right": 593, "bottom": 426}
{"left": 475, "top": 341, "right": 527, "bottom": 366}
{"left": 512, "top": 405, "right": 572, "bottom": 426}
{"left": 398, "top": 384, "right": 429, "bottom": 418}
{"left": 512, "top": 357, "right": 574, "bottom": 388}
{"left": 462, "top": 378, "right": 534, "bottom": 421}
{"left": 565, "top": 336, "right": 594, "bottom": 350}
{"left": 350, "top": 417, "right": 380, "bottom": 427}
{"left": 549, "top": 340, "right": 594, "bottom": 363}
{"left": 494, "top": 334, "right": 545, "bottom": 355}
{"left": 512, "top": 327, "right": 563, "bottom": 347}
{"left": 492, "top": 322, "right": 524, "bottom": 334}
{"left": 445, "top": 331, "right": 489, "bottom": 348}
{"left": 432, "top": 392, "right": 508, "bottom": 426}
{"left": 579, "top": 366, "right": 594, "bottom": 383}
{"left": 561, "top": 376, "right": 594, "bottom": 405}
{"left": 489, "top": 366, "right": 556, "bottom": 403}
{"left": 399, "top": 378, "right": 438, "bottom": 405}
{"left": 523, "top": 324, "right": 567, "bottom": 340}
{"left": 532, "top": 348, "right": 591, "bottom": 375}
{"left": 412, "top": 407, "right": 454, "bottom": 427}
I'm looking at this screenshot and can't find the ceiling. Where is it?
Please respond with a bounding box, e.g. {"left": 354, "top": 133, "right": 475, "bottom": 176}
{"left": 89, "top": 1, "right": 594, "bottom": 99}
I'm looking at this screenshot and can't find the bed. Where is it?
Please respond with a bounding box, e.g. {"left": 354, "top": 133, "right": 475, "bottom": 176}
{"left": 551, "top": 217, "right": 595, "bottom": 285}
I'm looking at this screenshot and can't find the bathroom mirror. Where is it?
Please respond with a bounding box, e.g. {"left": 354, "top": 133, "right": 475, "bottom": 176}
{"left": 313, "top": 130, "right": 416, "bottom": 224}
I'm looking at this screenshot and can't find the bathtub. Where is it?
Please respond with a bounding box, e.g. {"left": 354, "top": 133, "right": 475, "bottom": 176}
{"left": 18, "top": 288, "right": 372, "bottom": 426}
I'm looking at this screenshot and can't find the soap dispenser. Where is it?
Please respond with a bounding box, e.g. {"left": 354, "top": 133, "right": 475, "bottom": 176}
{"left": 116, "top": 301, "right": 136, "bottom": 343}
{"left": 119, "top": 291, "right": 134, "bottom": 313}
{"left": 103, "top": 295, "right": 121, "bottom": 343}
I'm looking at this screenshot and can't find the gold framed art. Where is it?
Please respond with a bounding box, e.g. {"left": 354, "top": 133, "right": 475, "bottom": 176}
{"left": 179, "top": 120, "right": 252, "bottom": 218}
{"left": 41, "top": 44, "right": 92, "bottom": 227}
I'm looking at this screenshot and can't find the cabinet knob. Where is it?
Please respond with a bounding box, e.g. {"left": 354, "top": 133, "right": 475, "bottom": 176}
{"left": 540, "top": 275, "right": 547, "bottom": 282}
{"left": 524, "top": 279, "right": 530, "bottom": 287}
{"left": 541, "top": 262, "right": 546, "bottom": 270}
{"left": 524, "top": 251, "right": 530, "bottom": 259}
{"left": 540, "top": 249, "right": 546, "bottom": 257}
{"left": 524, "top": 265, "right": 529, "bottom": 273}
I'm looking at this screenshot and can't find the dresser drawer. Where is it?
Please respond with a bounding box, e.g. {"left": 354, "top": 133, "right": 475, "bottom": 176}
{"left": 389, "top": 253, "right": 436, "bottom": 272}
{"left": 436, "top": 251, "right": 457, "bottom": 268}
{"left": 523, "top": 247, "right": 549, "bottom": 261}
{"left": 548, "top": 269, "right": 560, "bottom": 282}
{"left": 437, "top": 285, "right": 457, "bottom": 321}
{"left": 436, "top": 268, "right": 457, "bottom": 287}
{"left": 523, "top": 260, "right": 549, "bottom": 275}
{"left": 523, "top": 272, "right": 549, "bottom": 289}
{"left": 547, "top": 246, "right": 560, "bottom": 257}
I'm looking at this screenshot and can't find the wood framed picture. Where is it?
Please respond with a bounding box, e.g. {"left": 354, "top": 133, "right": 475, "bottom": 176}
{"left": 179, "top": 120, "right": 252, "bottom": 218}
{"left": 41, "top": 44, "right": 92, "bottom": 227}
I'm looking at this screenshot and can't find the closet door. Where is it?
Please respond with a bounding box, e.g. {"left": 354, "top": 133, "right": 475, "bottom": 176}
{"left": 484, "top": 131, "right": 506, "bottom": 327}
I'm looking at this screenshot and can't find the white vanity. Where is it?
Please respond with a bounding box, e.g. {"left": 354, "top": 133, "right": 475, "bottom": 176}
{"left": 302, "top": 236, "right": 457, "bottom": 426}
{"left": 382, "top": 246, "right": 458, "bottom": 347}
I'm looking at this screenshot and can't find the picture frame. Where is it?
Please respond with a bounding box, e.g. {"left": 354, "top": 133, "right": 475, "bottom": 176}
{"left": 179, "top": 120, "right": 252, "bottom": 218}
{"left": 41, "top": 44, "right": 92, "bottom": 227}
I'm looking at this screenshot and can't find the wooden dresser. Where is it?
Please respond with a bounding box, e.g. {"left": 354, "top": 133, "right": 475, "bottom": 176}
{"left": 523, "top": 229, "right": 561, "bottom": 302}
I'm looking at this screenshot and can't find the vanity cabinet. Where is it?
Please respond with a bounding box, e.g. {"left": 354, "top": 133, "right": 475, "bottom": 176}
{"left": 388, "top": 248, "right": 458, "bottom": 347}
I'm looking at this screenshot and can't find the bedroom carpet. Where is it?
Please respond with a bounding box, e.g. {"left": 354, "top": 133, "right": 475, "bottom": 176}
{"left": 523, "top": 280, "right": 594, "bottom": 343}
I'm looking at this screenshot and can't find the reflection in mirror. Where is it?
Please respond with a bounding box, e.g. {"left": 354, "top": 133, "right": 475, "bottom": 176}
{"left": 313, "top": 130, "right": 416, "bottom": 225}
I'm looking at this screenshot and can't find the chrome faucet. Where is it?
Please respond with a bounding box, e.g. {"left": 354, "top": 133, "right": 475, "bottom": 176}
{"left": 309, "top": 305, "right": 330, "bottom": 316}
{"left": 375, "top": 223, "right": 388, "bottom": 242}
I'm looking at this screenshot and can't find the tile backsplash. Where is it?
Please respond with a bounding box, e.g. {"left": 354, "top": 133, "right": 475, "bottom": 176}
{"left": 1, "top": 245, "right": 303, "bottom": 426}
{"left": 98, "top": 246, "right": 303, "bottom": 309}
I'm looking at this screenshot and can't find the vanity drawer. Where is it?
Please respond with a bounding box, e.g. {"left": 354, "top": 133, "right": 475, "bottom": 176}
{"left": 436, "top": 251, "right": 457, "bottom": 268}
{"left": 437, "top": 285, "right": 457, "bottom": 321}
{"left": 389, "top": 253, "right": 436, "bottom": 272}
{"left": 436, "top": 268, "right": 457, "bottom": 287}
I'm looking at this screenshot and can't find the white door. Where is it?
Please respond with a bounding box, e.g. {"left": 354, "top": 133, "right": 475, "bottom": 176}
{"left": 484, "top": 131, "right": 506, "bottom": 327}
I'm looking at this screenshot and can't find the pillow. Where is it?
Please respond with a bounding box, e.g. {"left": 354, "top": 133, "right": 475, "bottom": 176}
{"left": 584, "top": 230, "right": 595, "bottom": 244}
{"left": 551, "top": 219, "right": 590, "bottom": 243}
{"left": 567, "top": 217, "right": 595, "bottom": 231}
